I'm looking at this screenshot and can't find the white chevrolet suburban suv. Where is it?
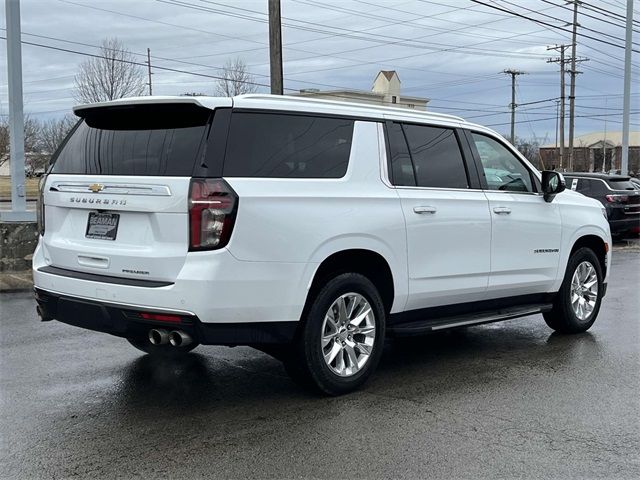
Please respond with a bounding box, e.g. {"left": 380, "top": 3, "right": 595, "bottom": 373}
{"left": 34, "top": 94, "right": 611, "bottom": 394}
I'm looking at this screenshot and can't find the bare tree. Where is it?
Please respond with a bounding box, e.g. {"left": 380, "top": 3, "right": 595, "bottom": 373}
{"left": 39, "top": 115, "right": 76, "bottom": 155}
{"left": 74, "top": 38, "right": 146, "bottom": 104}
{"left": 0, "top": 116, "right": 8, "bottom": 167}
{"left": 214, "top": 57, "right": 259, "bottom": 97}
{"left": 514, "top": 137, "right": 541, "bottom": 168}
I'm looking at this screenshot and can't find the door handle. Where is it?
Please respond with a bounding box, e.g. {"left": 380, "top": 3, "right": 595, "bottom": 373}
{"left": 413, "top": 206, "right": 437, "bottom": 214}
{"left": 493, "top": 206, "right": 512, "bottom": 215}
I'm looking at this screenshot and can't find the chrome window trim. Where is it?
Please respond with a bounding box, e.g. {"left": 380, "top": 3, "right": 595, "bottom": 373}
{"left": 393, "top": 185, "right": 485, "bottom": 193}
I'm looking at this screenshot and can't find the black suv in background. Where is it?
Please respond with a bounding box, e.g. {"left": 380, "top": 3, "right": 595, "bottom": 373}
{"left": 564, "top": 172, "right": 640, "bottom": 238}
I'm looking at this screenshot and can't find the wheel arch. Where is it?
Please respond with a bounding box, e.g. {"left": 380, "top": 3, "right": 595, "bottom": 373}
{"left": 569, "top": 234, "right": 608, "bottom": 278}
{"left": 302, "top": 249, "right": 396, "bottom": 320}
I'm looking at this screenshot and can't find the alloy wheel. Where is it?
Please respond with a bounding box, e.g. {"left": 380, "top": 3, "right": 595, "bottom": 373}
{"left": 570, "top": 261, "right": 599, "bottom": 321}
{"left": 320, "top": 292, "right": 376, "bottom": 377}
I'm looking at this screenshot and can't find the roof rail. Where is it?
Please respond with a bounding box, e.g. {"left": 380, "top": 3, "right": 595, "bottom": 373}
{"left": 235, "top": 94, "right": 465, "bottom": 122}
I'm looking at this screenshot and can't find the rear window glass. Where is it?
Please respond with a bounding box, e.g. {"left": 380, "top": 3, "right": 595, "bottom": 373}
{"left": 223, "top": 112, "right": 354, "bottom": 178}
{"left": 608, "top": 179, "right": 636, "bottom": 190}
{"left": 51, "top": 104, "right": 211, "bottom": 176}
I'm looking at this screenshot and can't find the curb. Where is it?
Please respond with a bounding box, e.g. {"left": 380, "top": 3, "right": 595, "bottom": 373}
{"left": 0, "top": 271, "right": 33, "bottom": 293}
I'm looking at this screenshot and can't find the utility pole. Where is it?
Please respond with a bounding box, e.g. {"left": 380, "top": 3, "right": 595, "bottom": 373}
{"left": 146, "top": 48, "right": 153, "bottom": 95}
{"left": 555, "top": 99, "right": 560, "bottom": 159}
{"left": 547, "top": 45, "right": 568, "bottom": 170}
{"left": 603, "top": 97, "right": 608, "bottom": 172}
{"left": 567, "top": 0, "right": 580, "bottom": 171}
{"left": 503, "top": 69, "right": 525, "bottom": 145}
{"left": 1, "top": 0, "right": 34, "bottom": 222}
{"left": 268, "top": 0, "right": 283, "bottom": 95}
{"left": 621, "top": 0, "right": 634, "bottom": 176}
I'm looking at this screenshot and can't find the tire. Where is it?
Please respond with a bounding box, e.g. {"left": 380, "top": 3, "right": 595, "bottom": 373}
{"left": 544, "top": 247, "right": 604, "bottom": 334}
{"left": 127, "top": 337, "right": 199, "bottom": 356}
{"left": 285, "top": 273, "right": 386, "bottom": 395}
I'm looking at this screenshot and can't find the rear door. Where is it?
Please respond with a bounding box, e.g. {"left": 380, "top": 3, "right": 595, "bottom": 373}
{"left": 388, "top": 121, "right": 491, "bottom": 310}
{"left": 42, "top": 103, "right": 215, "bottom": 284}
{"left": 467, "top": 131, "right": 562, "bottom": 297}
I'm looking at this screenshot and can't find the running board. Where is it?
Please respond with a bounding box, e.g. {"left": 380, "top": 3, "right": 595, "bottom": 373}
{"left": 387, "top": 303, "right": 553, "bottom": 337}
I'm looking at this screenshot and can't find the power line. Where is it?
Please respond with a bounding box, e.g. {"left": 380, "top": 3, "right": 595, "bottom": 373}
{"left": 469, "top": 0, "right": 640, "bottom": 52}
{"left": 537, "top": 0, "right": 640, "bottom": 33}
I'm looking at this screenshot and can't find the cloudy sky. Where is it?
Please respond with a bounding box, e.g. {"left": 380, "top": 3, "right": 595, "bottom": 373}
{"left": 0, "top": 0, "right": 638, "bottom": 143}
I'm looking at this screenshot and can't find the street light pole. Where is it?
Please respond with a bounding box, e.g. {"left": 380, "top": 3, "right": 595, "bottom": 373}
{"left": 2, "top": 0, "right": 34, "bottom": 222}
{"left": 621, "top": 0, "right": 634, "bottom": 176}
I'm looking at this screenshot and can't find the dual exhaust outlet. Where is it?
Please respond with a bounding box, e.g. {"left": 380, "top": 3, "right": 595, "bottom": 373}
{"left": 148, "top": 329, "right": 192, "bottom": 347}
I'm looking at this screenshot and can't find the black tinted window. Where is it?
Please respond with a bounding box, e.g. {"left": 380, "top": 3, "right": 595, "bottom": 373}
{"left": 386, "top": 122, "right": 415, "bottom": 186}
{"left": 402, "top": 124, "right": 468, "bottom": 189}
{"left": 576, "top": 179, "right": 592, "bottom": 194}
{"left": 51, "top": 105, "right": 210, "bottom": 176}
{"left": 608, "top": 179, "right": 637, "bottom": 191}
{"left": 224, "top": 113, "right": 354, "bottom": 178}
{"left": 590, "top": 180, "right": 607, "bottom": 195}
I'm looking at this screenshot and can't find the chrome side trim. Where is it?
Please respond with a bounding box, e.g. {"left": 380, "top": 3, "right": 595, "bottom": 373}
{"left": 50, "top": 182, "right": 172, "bottom": 196}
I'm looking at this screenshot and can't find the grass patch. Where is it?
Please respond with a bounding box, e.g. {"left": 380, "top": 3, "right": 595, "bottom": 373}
{"left": 0, "top": 176, "right": 40, "bottom": 200}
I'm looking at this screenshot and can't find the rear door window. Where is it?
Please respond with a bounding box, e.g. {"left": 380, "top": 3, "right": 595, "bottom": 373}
{"left": 51, "top": 104, "right": 211, "bottom": 176}
{"left": 223, "top": 112, "right": 354, "bottom": 178}
{"left": 576, "top": 178, "right": 593, "bottom": 195}
{"left": 401, "top": 124, "right": 469, "bottom": 189}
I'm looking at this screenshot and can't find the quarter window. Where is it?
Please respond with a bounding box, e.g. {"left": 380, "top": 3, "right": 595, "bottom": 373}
{"left": 386, "top": 122, "right": 416, "bottom": 186}
{"left": 471, "top": 133, "right": 533, "bottom": 193}
{"left": 402, "top": 124, "right": 469, "bottom": 189}
{"left": 224, "top": 113, "right": 354, "bottom": 178}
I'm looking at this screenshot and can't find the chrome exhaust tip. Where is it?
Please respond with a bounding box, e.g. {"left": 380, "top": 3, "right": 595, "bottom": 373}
{"left": 169, "top": 330, "right": 192, "bottom": 347}
{"left": 148, "top": 329, "right": 170, "bottom": 345}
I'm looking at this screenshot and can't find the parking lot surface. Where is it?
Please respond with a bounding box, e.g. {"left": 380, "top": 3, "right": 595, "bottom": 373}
{"left": 1, "top": 251, "right": 639, "bottom": 479}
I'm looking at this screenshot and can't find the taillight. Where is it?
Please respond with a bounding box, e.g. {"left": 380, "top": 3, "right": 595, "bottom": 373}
{"left": 37, "top": 174, "right": 47, "bottom": 235}
{"left": 605, "top": 194, "right": 629, "bottom": 203}
{"left": 188, "top": 178, "right": 238, "bottom": 251}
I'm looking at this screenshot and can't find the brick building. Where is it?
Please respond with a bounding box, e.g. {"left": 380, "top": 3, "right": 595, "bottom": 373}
{"left": 539, "top": 131, "right": 640, "bottom": 174}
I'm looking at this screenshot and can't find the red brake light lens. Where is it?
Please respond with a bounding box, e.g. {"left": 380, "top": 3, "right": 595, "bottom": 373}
{"left": 188, "top": 178, "right": 238, "bottom": 251}
{"left": 605, "top": 194, "right": 629, "bottom": 203}
{"left": 140, "top": 312, "right": 183, "bottom": 323}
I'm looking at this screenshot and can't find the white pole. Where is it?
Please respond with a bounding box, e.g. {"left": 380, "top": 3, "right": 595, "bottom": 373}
{"left": 621, "top": 0, "right": 634, "bottom": 176}
{"left": 2, "top": 0, "right": 33, "bottom": 222}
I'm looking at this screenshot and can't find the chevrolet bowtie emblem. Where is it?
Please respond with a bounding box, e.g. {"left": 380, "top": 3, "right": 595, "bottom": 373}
{"left": 89, "top": 183, "right": 104, "bottom": 193}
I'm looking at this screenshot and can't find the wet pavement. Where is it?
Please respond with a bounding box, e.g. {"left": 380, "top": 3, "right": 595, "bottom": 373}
{"left": 1, "top": 252, "right": 639, "bottom": 479}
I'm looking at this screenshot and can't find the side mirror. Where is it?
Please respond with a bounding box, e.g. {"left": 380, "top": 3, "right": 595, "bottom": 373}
{"left": 541, "top": 170, "right": 566, "bottom": 202}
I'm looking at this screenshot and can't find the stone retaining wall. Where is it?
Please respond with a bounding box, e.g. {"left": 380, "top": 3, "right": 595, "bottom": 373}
{"left": 0, "top": 221, "right": 38, "bottom": 272}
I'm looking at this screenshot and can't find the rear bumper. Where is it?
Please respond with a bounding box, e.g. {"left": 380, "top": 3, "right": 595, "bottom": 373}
{"left": 608, "top": 217, "right": 640, "bottom": 235}
{"left": 35, "top": 288, "right": 297, "bottom": 345}
{"left": 33, "top": 241, "right": 314, "bottom": 324}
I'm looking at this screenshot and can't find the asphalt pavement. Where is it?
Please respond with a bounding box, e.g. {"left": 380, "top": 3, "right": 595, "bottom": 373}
{"left": 1, "top": 252, "right": 639, "bottom": 479}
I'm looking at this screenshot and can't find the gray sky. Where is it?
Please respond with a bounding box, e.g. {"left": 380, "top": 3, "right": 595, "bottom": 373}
{"left": 1, "top": 0, "right": 638, "bottom": 142}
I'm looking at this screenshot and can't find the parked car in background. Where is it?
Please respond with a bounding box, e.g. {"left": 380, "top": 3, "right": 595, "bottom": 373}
{"left": 564, "top": 172, "right": 640, "bottom": 238}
